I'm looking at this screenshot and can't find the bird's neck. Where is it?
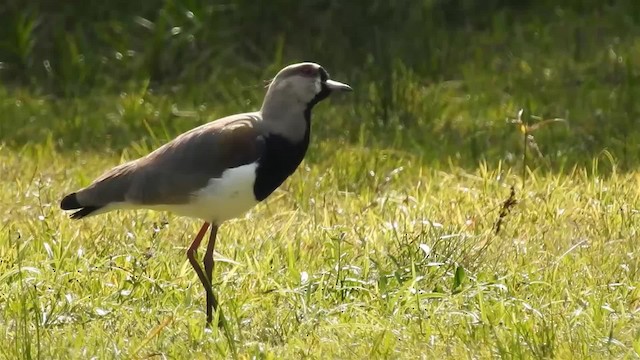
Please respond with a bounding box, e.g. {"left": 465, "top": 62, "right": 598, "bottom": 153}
{"left": 260, "top": 96, "right": 309, "bottom": 143}
{"left": 254, "top": 97, "right": 312, "bottom": 202}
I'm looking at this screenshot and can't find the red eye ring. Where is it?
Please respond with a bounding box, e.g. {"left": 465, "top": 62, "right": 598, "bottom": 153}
{"left": 299, "top": 66, "right": 316, "bottom": 77}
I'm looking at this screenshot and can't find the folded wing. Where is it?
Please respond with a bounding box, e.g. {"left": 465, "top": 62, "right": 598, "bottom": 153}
{"left": 61, "top": 113, "right": 265, "bottom": 218}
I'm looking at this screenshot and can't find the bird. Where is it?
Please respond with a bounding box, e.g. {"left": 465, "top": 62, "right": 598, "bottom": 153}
{"left": 59, "top": 62, "right": 352, "bottom": 326}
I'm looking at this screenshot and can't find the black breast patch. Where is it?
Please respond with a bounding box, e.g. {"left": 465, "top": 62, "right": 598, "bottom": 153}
{"left": 253, "top": 131, "right": 309, "bottom": 201}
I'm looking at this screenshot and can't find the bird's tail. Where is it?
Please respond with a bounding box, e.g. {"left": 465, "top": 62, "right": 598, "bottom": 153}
{"left": 60, "top": 192, "right": 103, "bottom": 219}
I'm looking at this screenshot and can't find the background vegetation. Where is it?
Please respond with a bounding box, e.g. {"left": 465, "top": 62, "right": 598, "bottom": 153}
{"left": 1, "top": 0, "right": 639, "bottom": 168}
{"left": 1, "top": 0, "right": 640, "bottom": 358}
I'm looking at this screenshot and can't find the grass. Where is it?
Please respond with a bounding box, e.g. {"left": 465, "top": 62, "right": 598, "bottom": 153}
{"left": 2, "top": 116, "right": 640, "bottom": 358}
{"left": 2, "top": 1, "right": 640, "bottom": 358}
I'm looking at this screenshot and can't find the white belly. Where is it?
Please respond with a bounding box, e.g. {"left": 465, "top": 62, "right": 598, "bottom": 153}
{"left": 150, "top": 163, "right": 259, "bottom": 224}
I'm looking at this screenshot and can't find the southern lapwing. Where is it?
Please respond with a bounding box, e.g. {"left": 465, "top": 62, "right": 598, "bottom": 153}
{"left": 60, "top": 62, "right": 352, "bottom": 326}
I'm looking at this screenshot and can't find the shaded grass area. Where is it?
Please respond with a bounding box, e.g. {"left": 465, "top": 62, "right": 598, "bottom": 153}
{"left": 1, "top": 142, "right": 640, "bottom": 358}
{"left": 1, "top": 1, "right": 640, "bottom": 170}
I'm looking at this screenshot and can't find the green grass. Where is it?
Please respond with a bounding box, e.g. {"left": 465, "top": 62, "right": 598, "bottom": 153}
{"left": 2, "top": 116, "right": 640, "bottom": 358}
{"left": 3, "top": 1, "right": 640, "bottom": 358}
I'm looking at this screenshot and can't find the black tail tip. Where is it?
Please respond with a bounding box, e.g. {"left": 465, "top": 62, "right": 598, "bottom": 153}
{"left": 60, "top": 193, "right": 81, "bottom": 210}
{"left": 61, "top": 192, "right": 102, "bottom": 219}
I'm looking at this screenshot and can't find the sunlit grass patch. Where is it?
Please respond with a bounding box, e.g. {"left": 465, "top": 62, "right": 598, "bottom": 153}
{"left": 1, "top": 140, "right": 639, "bottom": 358}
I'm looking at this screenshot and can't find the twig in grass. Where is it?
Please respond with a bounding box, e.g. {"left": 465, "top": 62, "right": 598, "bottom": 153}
{"left": 494, "top": 186, "right": 517, "bottom": 235}
{"left": 509, "top": 108, "right": 567, "bottom": 189}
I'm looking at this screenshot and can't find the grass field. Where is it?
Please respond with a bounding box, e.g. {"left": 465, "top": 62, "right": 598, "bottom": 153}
{"left": 2, "top": 1, "right": 640, "bottom": 359}
{"left": 2, "top": 107, "right": 640, "bottom": 358}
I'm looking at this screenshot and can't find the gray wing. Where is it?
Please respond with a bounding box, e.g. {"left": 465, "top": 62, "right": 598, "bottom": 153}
{"left": 65, "top": 113, "right": 265, "bottom": 213}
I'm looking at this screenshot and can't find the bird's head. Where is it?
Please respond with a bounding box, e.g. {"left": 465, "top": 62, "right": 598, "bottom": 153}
{"left": 263, "top": 62, "right": 352, "bottom": 109}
